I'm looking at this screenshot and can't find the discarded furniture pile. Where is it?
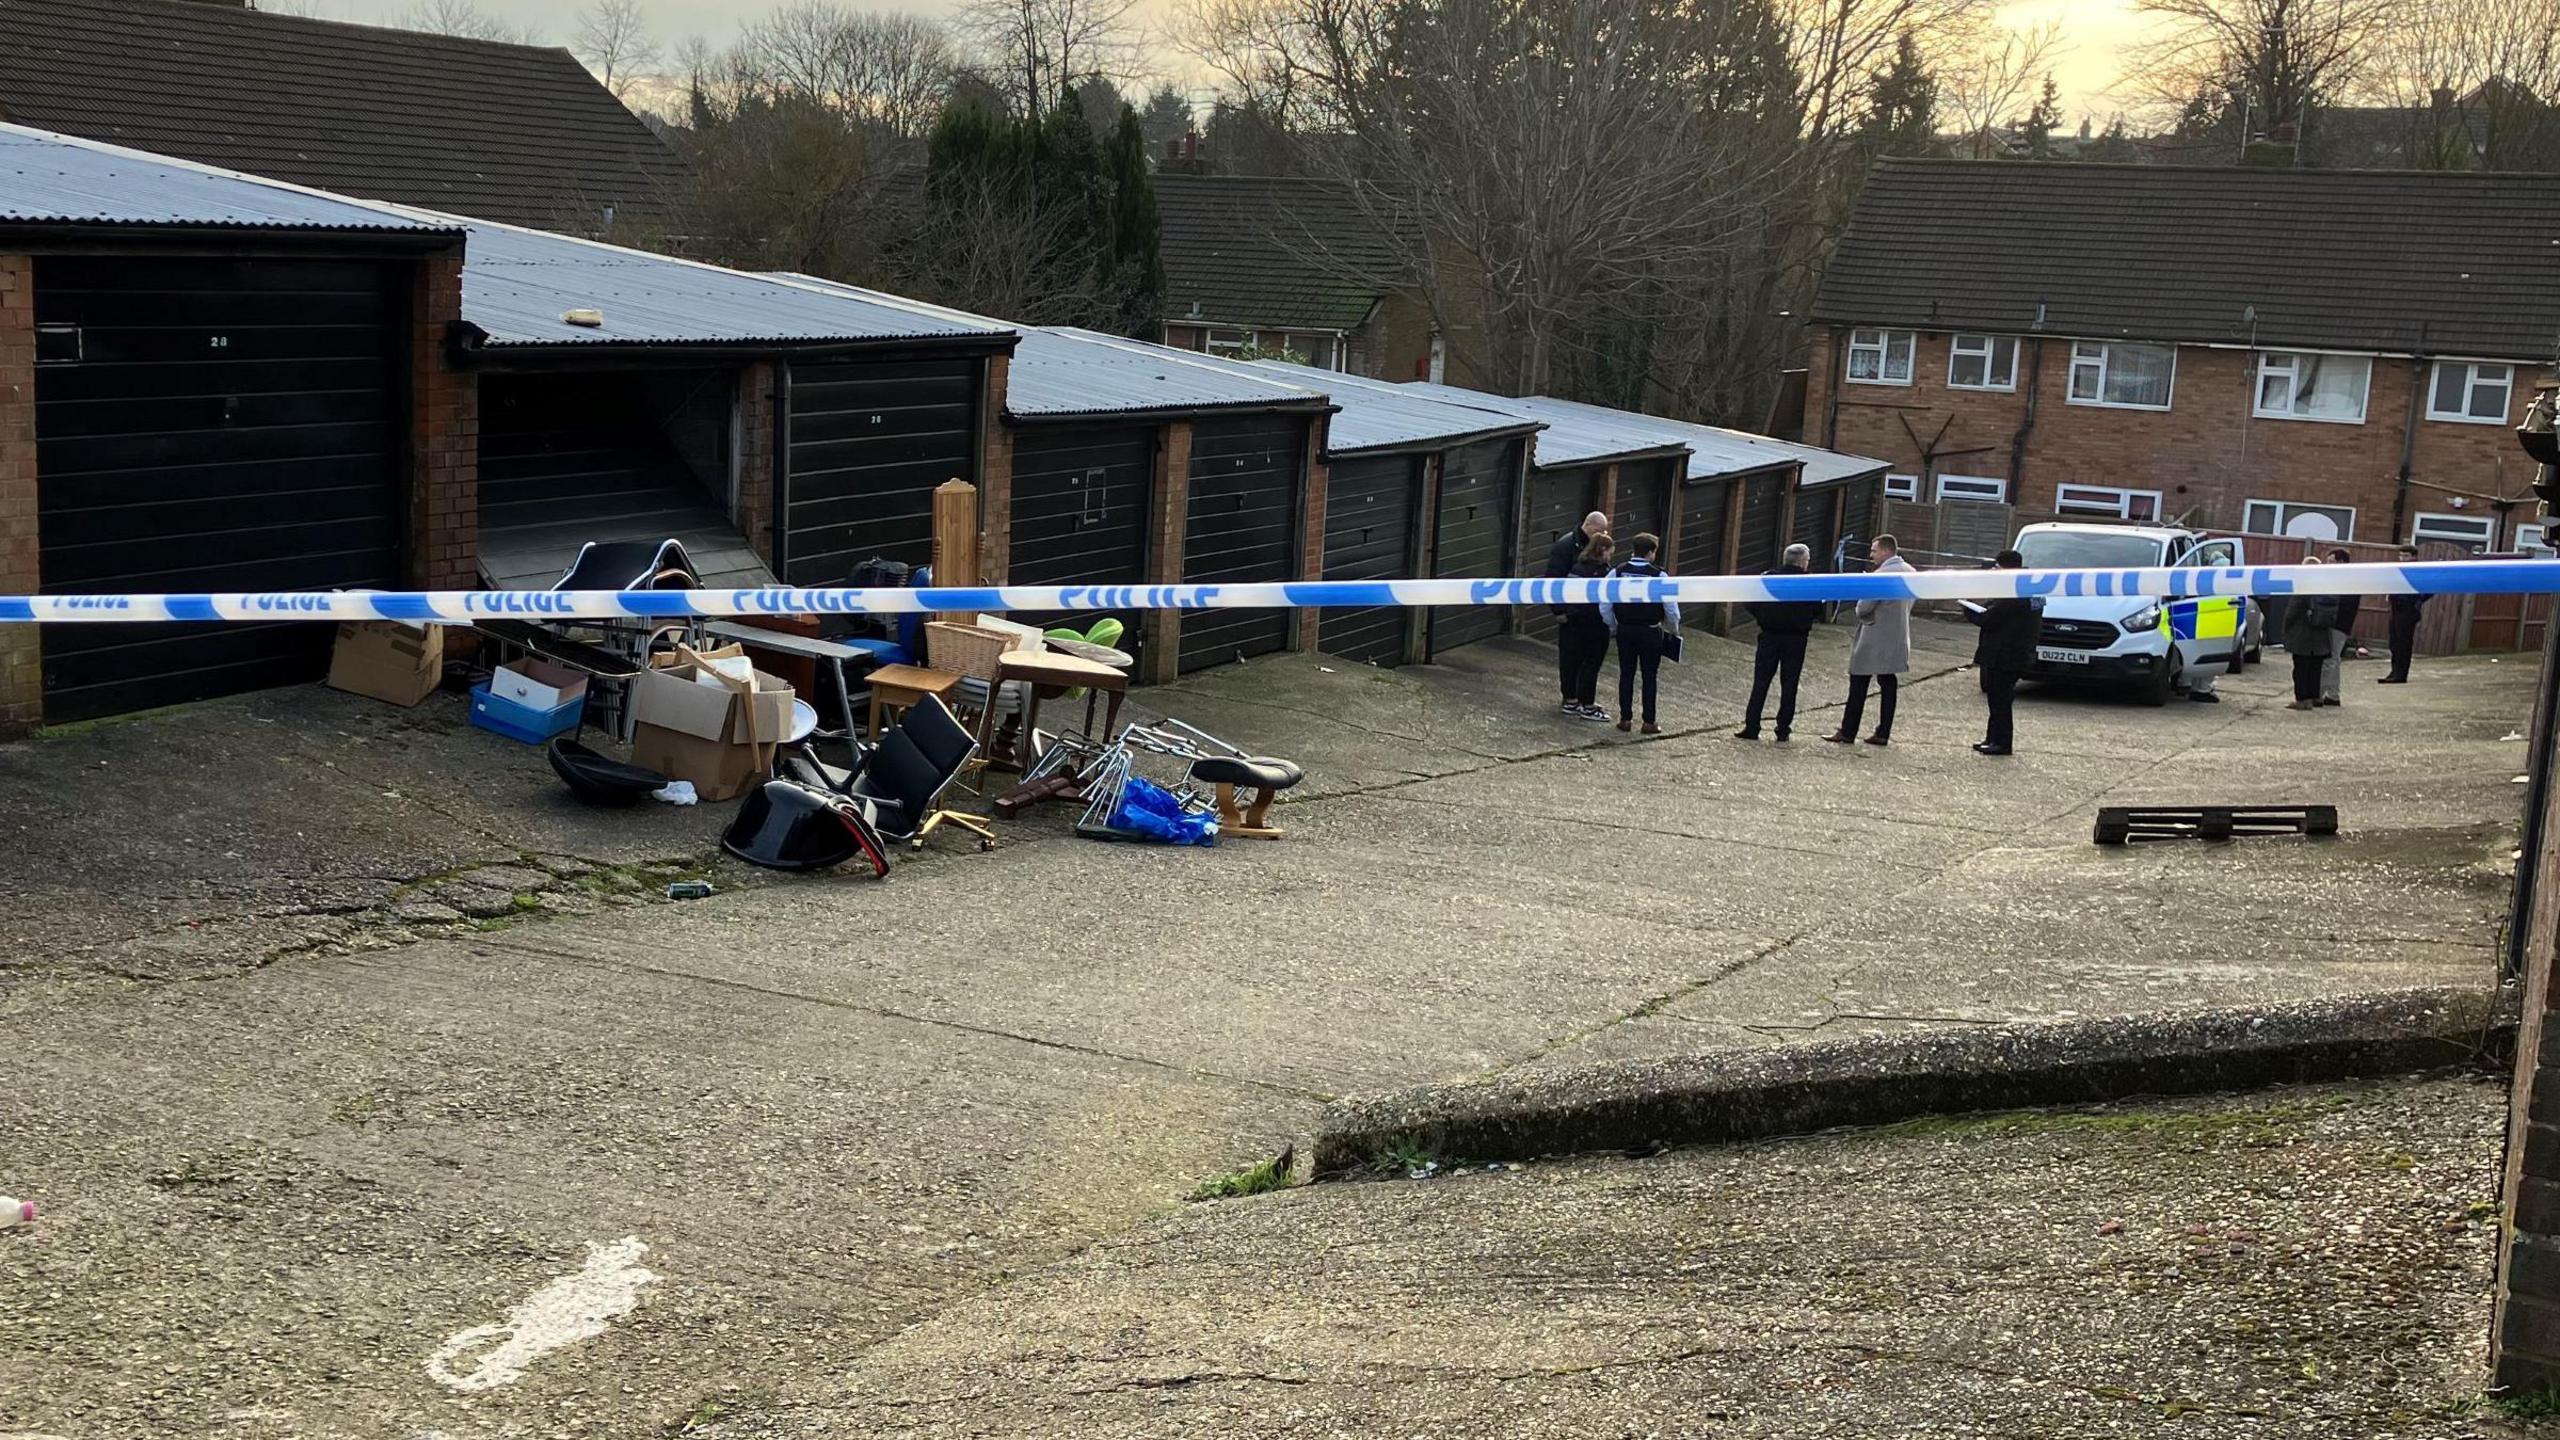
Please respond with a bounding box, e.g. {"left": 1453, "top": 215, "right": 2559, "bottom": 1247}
{"left": 322, "top": 540, "right": 1305, "bottom": 879}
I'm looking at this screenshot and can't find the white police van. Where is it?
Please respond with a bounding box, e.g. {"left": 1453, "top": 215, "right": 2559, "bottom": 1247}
{"left": 2011, "top": 523, "right": 2250, "bottom": 705}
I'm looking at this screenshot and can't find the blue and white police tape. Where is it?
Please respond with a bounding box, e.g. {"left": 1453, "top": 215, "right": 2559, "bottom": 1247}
{"left": 0, "top": 560, "right": 2554, "bottom": 623}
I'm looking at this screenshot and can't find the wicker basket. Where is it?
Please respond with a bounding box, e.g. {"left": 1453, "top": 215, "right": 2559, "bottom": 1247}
{"left": 926, "top": 621, "right": 1019, "bottom": 683}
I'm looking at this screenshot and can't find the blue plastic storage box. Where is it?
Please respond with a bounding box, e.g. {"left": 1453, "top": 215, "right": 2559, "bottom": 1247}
{"left": 469, "top": 681, "right": 584, "bottom": 744}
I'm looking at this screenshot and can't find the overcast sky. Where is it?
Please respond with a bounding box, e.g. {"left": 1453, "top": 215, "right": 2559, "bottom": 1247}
{"left": 309, "top": 0, "right": 2150, "bottom": 119}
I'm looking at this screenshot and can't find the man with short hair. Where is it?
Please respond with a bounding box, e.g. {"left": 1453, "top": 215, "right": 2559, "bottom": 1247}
{"left": 1967, "top": 550, "right": 2041, "bottom": 757}
{"left": 1601, "top": 532, "right": 1679, "bottom": 735}
{"left": 1735, "top": 543, "right": 1819, "bottom": 742}
{"left": 1545, "top": 510, "right": 1611, "bottom": 714}
{"left": 2380, "top": 545, "right": 2427, "bottom": 684}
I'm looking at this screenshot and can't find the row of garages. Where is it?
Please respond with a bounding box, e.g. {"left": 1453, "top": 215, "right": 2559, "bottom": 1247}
{"left": 0, "top": 121, "right": 1887, "bottom": 724}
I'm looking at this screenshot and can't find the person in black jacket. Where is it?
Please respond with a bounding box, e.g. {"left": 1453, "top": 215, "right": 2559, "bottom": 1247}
{"left": 1544, "top": 510, "right": 1610, "bottom": 713}
{"left": 2283, "top": 584, "right": 2342, "bottom": 709}
{"left": 1734, "top": 543, "right": 1820, "bottom": 742}
{"left": 1558, "top": 533, "right": 1615, "bottom": 720}
{"left": 1967, "top": 550, "right": 2042, "bottom": 756}
{"left": 1601, "top": 533, "right": 1680, "bottom": 734}
{"left": 2379, "top": 545, "right": 2427, "bottom": 684}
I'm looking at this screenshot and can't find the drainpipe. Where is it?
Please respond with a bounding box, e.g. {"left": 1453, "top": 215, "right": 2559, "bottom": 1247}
{"left": 2008, "top": 329, "right": 2046, "bottom": 491}
{"left": 1820, "top": 326, "right": 1844, "bottom": 449}
{"left": 2393, "top": 328, "right": 2431, "bottom": 543}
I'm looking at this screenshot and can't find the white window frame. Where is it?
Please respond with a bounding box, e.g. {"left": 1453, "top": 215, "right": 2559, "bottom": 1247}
{"left": 1275, "top": 331, "right": 1341, "bottom": 371}
{"left": 1947, "top": 334, "right": 2017, "bottom": 392}
{"left": 2253, "top": 350, "right": 2371, "bottom": 425}
{"left": 1845, "top": 328, "right": 1915, "bottom": 387}
{"left": 2053, "top": 483, "right": 2163, "bottom": 521}
{"left": 2517, "top": 523, "right": 2551, "bottom": 555}
{"left": 2066, "top": 341, "right": 2177, "bottom": 411}
{"left": 2244, "top": 499, "right": 2357, "bottom": 542}
{"left": 1935, "top": 473, "right": 2009, "bottom": 503}
{"left": 2428, "top": 360, "right": 2516, "bottom": 424}
{"left": 1883, "top": 473, "right": 1920, "bottom": 501}
{"left": 2412, "top": 511, "right": 2495, "bottom": 550}
{"left": 1203, "top": 327, "right": 1249, "bottom": 355}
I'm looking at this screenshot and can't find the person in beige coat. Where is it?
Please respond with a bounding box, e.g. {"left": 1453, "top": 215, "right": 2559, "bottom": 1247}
{"left": 1825, "top": 535, "right": 1915, "bottom": 747}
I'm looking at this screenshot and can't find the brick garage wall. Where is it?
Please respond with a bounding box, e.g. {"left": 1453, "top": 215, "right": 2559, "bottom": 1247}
{"left": 1295, "top": 415, "right": 1331, "bottom": 650}
{"left": 734, "top": 361, "right": 777, "bottom": 567}
{"left": 1810, "top": 326, "right": 2546, "bottom": 546}
{"left": 408, "top": 251, "right": 477, "bottom": 589}
{"left": 0, "top": 254, "right": 36, "bottom": 730}
{"left": 2498, "top": 624, "right": 2560, "bottom": 1390}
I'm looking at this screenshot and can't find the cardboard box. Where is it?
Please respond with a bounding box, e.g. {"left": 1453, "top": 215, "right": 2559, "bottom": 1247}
{"left": 327, "top": 621, "right": 444, "bottom": 707}
{"left": 631, "top": 661, "right": 793, "bottom": 744}
{"left": 629, "top": 721, "right": 765, "bottom": 802}
{"left": 627, "top": 660, "right": 794, "bottom": 802}
{"left": 490, "top": 658, "right": 589, "bottom": 712}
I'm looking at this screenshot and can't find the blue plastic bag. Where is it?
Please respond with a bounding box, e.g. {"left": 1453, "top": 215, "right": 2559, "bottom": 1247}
{"left": 1106, "top": 775, "right": 1219, "bottom": 846}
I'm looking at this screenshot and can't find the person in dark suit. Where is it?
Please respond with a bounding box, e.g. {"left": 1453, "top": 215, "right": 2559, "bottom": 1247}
{"left": 1544, "top": 510, "right": 1610, "bottom": 714}
{"left": 1558, "top": 533, "right": 1615, "bottom": 721}
{"left": 1967, "top": 550, "right": 2041, "bottom": 757}
{"left": 2379, "top": 545, "right": 2426, "bottom": 684}
{"left": 1734, "top": 543, "right": 1820, "bottom": 742}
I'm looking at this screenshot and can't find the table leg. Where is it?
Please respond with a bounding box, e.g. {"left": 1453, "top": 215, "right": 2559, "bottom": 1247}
{"left": 1020, "top": 685, "right": 1045, "bottom": 759}
{"left": 1101, "top": 688, "right": 1124, "bottom": 740}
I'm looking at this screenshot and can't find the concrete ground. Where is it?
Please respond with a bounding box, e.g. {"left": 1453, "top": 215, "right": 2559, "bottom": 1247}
{"left": 741, "top": 1074, "right": 2530, "bottom": 1439}
{"left": 0, "top": 616, "right": 2534, "bottom": 1438}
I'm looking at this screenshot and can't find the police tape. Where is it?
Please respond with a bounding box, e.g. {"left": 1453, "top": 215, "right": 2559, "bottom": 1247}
{"left": 0, "top": 560, "right": 2553, "bottom": 623}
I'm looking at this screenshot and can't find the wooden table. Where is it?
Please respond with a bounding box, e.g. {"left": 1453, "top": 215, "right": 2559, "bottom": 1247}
{"left": 989, "top": 652, "right": 1131, "bottom": 818}
{"left": 864, "top": 663, "right": 965, "bottom": 739}
{"left": 998, "top": 651, "right": 1128, "bottom": 748}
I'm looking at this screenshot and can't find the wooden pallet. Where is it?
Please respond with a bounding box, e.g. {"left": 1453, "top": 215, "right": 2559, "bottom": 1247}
{"left": 2094, "top": 805, "right": 2338, "bottom": 845}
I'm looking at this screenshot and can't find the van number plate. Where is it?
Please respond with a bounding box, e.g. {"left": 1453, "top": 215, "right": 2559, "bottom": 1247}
{"left": 2036, "top": 646, "right": 2090, "bottom": 664}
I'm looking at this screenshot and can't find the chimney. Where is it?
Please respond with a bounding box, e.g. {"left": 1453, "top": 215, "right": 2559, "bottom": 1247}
{"left": 2432, "top": 86, "right": 2455, "bottom": 113}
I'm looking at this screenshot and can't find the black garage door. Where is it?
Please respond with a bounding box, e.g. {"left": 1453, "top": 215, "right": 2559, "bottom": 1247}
{"left": 1179, "top": 417, "right": 1304, "bottom": 672}
{"left": 1521, "top": 466, "right": 1599, "bottom": 639}
{"left": 1430, "top": 436, "right": 1520, "bottom": 656}
{"left": 781, "top": 357, "right": 977, "bottom": 585}
{"left": 1837, "top": 476, "right": 1882, "bottom": 556}
{"left": 1009, "top": 425, "right": 1153, "bottom": 641}
{"left": 1733, "top": 471, "right": 1790, "bottom": 575}
{"left": 1679, "top": 478, "right": 1732, "bottom": 576}
{"left": 1319, "top": 453, "right": 1419, "bottom": 666}
{"left": 36, "top": 256, "right": 402, "bottom": 722}
{"left": 1793, "top": 481, "right": 1842, "bottom": 572}
{"left": 1610, "top": 457, "right": 1673, "bottom": 548}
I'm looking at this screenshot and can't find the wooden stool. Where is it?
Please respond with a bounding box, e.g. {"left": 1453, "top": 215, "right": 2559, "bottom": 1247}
{"left": 1186, "top": 755, "right": 1303, "bottom": 840}
{"left": 865, "top": 664, "right": 964, "bottom": 740}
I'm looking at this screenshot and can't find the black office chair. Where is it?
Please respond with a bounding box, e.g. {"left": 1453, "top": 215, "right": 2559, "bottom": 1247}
{"left": 845, "top": 694, "right": 996, "bottom": 852}
{"left": 556, "top": 539, "right": 700, "bottom": 591}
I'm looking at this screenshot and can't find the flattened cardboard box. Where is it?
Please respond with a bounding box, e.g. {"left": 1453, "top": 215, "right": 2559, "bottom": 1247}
{"left": 327, "top": 621, "right": 444, "bottom": 708}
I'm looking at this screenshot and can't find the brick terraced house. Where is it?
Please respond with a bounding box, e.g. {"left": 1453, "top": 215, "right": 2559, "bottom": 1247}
{"left": 1808, "top": 160, "right": 2560, "bottom": 552}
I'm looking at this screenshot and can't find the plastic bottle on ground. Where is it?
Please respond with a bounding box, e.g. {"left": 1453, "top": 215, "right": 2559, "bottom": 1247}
{"left": 0, "top": 1197, "right": 33, "bottom": 1228}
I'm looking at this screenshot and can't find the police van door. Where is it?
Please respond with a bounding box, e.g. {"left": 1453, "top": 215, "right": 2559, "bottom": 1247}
{"left": 2170, "top": 538, "right": 2244, "bottom": 671}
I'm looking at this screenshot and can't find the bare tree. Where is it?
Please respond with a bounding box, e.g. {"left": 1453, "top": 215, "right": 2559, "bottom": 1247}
{"left": 1781, "top": 0, "right": 1992, "bottom": 145}
{"left": 733, "top": 4, "right": 958, "bottom": 137}
{"left": 399, "top": 0, "right": 543, "bottom": 44}
{"left": 2131, "top": 0, "right": 2401, "bottom": 140}
{"left": 958, "top": 0, "right": 1143, "bottom": 116}
{"left": 2370, "top": 0, "right": 2560, "bottom": 168}
{"left": 1938, "top": 20, "right": 2064, "bottom": 157}
{"left": 573, "top": 0, "right": 661, "bottom": 97}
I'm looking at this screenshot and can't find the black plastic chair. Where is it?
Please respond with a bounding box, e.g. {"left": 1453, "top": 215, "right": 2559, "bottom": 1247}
{"left": 556, "top": 539, "right": 700, "bottom": 591}
{"left": 847, "top": 694, "right": 995, "bottom": 852}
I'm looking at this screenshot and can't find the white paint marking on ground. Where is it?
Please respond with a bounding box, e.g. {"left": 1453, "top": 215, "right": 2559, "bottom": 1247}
{"left": 425, "top": 1236, "right": 661, "bottom": 1393}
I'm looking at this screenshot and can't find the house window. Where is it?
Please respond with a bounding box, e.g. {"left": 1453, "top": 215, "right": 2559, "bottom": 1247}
{"left": 1279, "top": 333, "right": 1339, "bottom": 370}
{"left": 2054, "top": 484, "right": 2162, "bottom": 521}
{"left": 1845, "top": 328, "right": 1914, "bottom": 386}
{"left": 1204, "top": 328, "right": 1249, "bottom": 355}
{"left": 2067, "top": 341, "right": 2175, "bottom": 410}
{"left": 2430, "top": 361, "right": 2515, "bottom": 424}
{"left": 2517, "top": 524, "right": 2552, "bottom": 555}
{"left": 1935, "top": 473, "right": 2008, "bottom": 503}
{"left": 1884, "top": 473, "right": 1920, "bottom": 501}
{"left": 1948, "top": 335, "right": 2017, "bottom": 391}
{"left": 2255, "top": 351, "right": 2370, "bottom": 424}
{"left": 2244, "top": 499, "right": 2356, "bottom": 542}
{"left": 2412, "top": 511, "right": 2496, "bottom": 551}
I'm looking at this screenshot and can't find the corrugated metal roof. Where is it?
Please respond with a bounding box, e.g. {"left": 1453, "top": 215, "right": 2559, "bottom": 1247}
{"left": 1242, "top": 358, "right": 1540, "bottom": 454}
{"left": 0, "top": 121, "right": 456, "bottom": 233}
{"left": 775, "top": 281, "right": 1314, "bottom": 416}
{"left": 454, "top": 232, "right": 1013, "bottom": 349}
{"left": 1388, "top": 382, "right": 1693, "bottom": 470}
{"left": 1521, "top": 395, "right": 1889, "bottom": 488}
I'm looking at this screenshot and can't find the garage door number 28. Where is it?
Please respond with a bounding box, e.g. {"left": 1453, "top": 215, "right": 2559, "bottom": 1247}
{"left": 208, "top": 335, "right": 230, "bottom": 348}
